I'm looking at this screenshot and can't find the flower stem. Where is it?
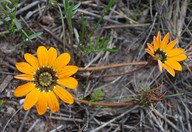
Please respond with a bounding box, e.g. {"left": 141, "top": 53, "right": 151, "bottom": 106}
{"left": 73, "top": 97, "right": 136, "bottom": 106}
{"left": 78, "top": 61, "right": 148, "bottom": 71}
{"left": 78, "top": 63, "right": 148, "bottom": 78}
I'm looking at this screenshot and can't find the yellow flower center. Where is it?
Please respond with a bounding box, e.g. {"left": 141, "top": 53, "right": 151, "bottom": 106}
{"left": 39, "top": 72, "right": 52, "bottom": 87}
{"left": 154, "top": 48, "right": 168, "bottom": 63}
{"left": 34, "top": 66, "right": 58, "bottom": 92}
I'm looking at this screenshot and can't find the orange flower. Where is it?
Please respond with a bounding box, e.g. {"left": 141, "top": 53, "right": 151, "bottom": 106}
{"left": 14, "top": 46, "right": 78, "bottom": 115}
{"left": 145, "top": 31, "right": 187, "bottom": 77}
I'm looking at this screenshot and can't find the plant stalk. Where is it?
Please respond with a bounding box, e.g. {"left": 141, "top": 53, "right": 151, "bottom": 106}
{"left": 78, "top": 61, "right": 148, "bottom": 71}
{"left": 74, "top": 97, "right": 136, "bottom": 106}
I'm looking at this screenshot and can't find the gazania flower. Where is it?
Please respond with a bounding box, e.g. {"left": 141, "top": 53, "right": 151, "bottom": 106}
{"left": 145, "top": 31, "right": 187, "bottom": 77}
{"left": 14, "top": 46, "right": 78, "bottom": 115}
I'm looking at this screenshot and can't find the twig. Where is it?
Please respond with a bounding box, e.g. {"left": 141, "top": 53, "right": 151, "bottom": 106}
{"left": 110, "top": 9, "right": 138, "bottom": 24}
{"left": 0, "top": 75, "right": 13, "bottom": 93}
{"left": 18, "top": 109, "right": 31, "bottom": 132}
{"left": 27, "top": 119, "right": 40, "bottom": 132}
{"left": 26, "top": 0, "right": 49, "bottom": 30}
{"left": 2, "top": 105, "right": 23, "bottom": 132}
{"left": 38, "top": 23, "right": 70, "bottom": 49}
{"left": 102, "top": 23, "right": 150, "bottom": 29}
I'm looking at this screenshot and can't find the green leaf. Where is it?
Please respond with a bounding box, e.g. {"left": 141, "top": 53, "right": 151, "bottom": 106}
{"left": 99, "top": 37, "right": 106, "bottom": 49}
{"left": 72, "top": 10, "right": 77, "bottom": 16}
{"left": 0, "top": 100, "right": 4, "bottom": 107}
{"left": 0, "top": 19, "right": 10, "bottom": 25}
{"left": 14, "top": 18, "right": 22, "bottom": 29}
{"left": 90, "top": 89, "right": 104, "bottom": 102}
{"left": 102, "top": 48, "right": 117, "bottom": 53}
{"left": 95, "top": 36, "right": 100, "bottom": 49}
{"left": 29, "top": 32, "right": 43, "bottom": 40}
{"left": 0, "top": 33, "right": 7, "bottom": 38}
{"left": 0, "top": 99, "right": 6, "bottom": 107}
{"left": 103, "top": 38, "right": 111, "bottom": 48}
{"left": 93, "top": 89, "right": 104, "bottom": 97}
{"left": 50, "top": 0, "right": 57, "bottom": 6}
{"left": 72, "top": 3, "right": 80, "bottom": 11}
{"left": 0, "top": 11, "right": 10, "bottom": 16}
{"left": 9, "top": 0, "right": 15, "bottom": 4}
{"left": 1, "top": 2, "right": 7, "bottom": 9}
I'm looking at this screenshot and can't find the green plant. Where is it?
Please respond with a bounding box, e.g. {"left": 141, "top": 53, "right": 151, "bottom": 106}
{"left": 0, "top": 0, "right": 43, "bottom": 44}
{"left": 82, "top": 37, "right": 117, "bottom": 53}
{"left": 0, "top": 0, "right": 19, "bottom": 35}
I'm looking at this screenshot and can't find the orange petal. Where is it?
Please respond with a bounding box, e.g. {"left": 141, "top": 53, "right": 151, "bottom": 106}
{"left": 165, "top": 59, "right": 182, "bottom": 71}
{"left": 14, "top": 82, "right": 35, "bottom": 97}
{"left": 58, "top": 66, "right": 78, "bottom": 78}
{"left": 145, "top": 49, "right": 154, "bottom": 56}
{"left": 163, "top": 64, "right": 175, "bottom": 77}
{"left": 157, "top": 31, "right": 161, "bottom": 45}
{"left": 24, "top": 88, "right": 40, "bottom": 110}
{"left": 14, "top": 74, "right": 34, "bottom": 81}
{"left": 53, "top": 85, "right": 74, "bottom": 104}
{"left": 37, "top": 46, "right": 48, "bottom": 67}
{"left": 24, "top": 53, "right": 39, "bottom": 69}
{"left": 48, "top": 47, "right": 57, "bottom": 67}
{"left": 165, "top": 39, "right": 178, "bottom": 52}
{"left": 36, "top": 92, "right": 48, "bottom": 115}
{"left": 47, "top": 91, "right": 59, "bottom": 113}
{"left": 53, "top": 53, "right": 71, "bottom": 71}
{"left": 167, "top": 48, "right": 185, "bottom": 57}
{"left": 153, "top": 36, "right": 159, "bottom": 51}
{"left": 160, "top": 32, "right": 169, "bottom": 50}
{"left": 147, "top": 43, "right": 154, "bottom": 53}
{"left": 16, "top": 62, "right": 36, "bottom": 75}
{"left": 158, "top": 60, "right": 163, "bottom": 72}
{"left": 57, "top": 77, "right": 78, "bottom": 89}
{"left": 168, "top": 53, "right": 187, "bottom": 61}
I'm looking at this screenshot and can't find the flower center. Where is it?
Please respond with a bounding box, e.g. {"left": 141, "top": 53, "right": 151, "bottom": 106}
{"left": 154, "top": 48, "right": 168, "bottom": 63}
{"left": 34, "top": 66, "right": 58, "bottom": 92}
{"left": 39, "top": 72, "right": 52, "bottom": 87}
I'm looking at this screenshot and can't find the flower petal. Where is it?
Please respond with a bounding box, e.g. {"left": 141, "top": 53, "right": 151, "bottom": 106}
{"left": 163, "top": 64, "right": 175, "bottom": 77}
{"left": 157, "top": 31, "right": 161, "bottom": 45}
{"left": 14, "top": 74, "right": 34, "bottom": 81}
{"left": 58, "top": 66, "right": 78, "bottom": 78}
{"left": 37, "top": 46, "right": 48, "bottom": 67}
{"left": 36, "top": 92, "right": 48, "bottom": 115}
{"left": 47, "top": 91, "right": 59, "bottom": 113}
{"left": 167, "top": 48, "right": 185, "bottom": 57}
{"left": 57, "top": 77, "right": 78, "bottom": 89}
{"left": 53, "top": 85, "right": 74, "bottom": 104}
{"left": 165, "top": 59, "right": 182, "bottom": 71}
{"left": 24, "top": 88, "right": 40, "bottom": 110}
{"left": 168, "top": 53, "right": 187, "bottom": 61}
{"left": 52, "top": 53, "right": 71, "bottom": 71}
{"left": 147, "top": 43, "right": 154, "bottom": 53}
{"left": 14, "top": 82, "right": 35, "bottom": 97}
{"left": 145, "top": 49, "right": 154, "bottom": 56}
{"left": 16, "top": 62, "right": 36, "bottom": 75}
{"left": 154, "top": 36, "right": 159, "bottom": 51}
{"left": 24, "top": 53, "right": 39, "bottom": 69}
{"left": 48, "top": 47, "right": 57, "bottom": 67}
{"left": 165, "top": 39, "right": 178, "bottom": 52}
{"left": 160, "top": 32, "right": 169, "bottom": 50}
